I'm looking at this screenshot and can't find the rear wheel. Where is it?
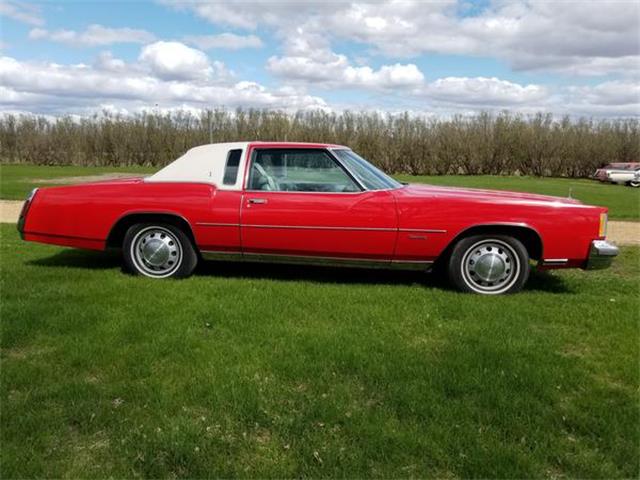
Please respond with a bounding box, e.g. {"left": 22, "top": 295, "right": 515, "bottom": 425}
{"left": 123, "top": 223, "right": 197, "bottom": 278}
{"left": 447, "top": 235, "right": 529, "bottom": 294}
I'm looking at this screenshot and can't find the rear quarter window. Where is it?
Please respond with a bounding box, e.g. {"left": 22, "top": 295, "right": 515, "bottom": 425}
{"left": 223, "top": 149, "right": 242, "bottom": 185}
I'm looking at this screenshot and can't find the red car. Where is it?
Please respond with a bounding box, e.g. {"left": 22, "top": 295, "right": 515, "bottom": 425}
{"left": 18, "top": 141, "right": 618, "bottom": 295}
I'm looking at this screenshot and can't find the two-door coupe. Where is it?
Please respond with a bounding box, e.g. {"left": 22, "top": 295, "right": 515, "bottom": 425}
{"left": 18, "top": 141, "right": 619, "bottom": 294}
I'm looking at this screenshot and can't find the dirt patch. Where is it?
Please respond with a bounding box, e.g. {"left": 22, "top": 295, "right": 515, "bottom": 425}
{"left": 30, "top": 173, "right": 143, "bottom": 184}
{"left": 1, "top": 199, "right": 637, "bottom": 246}
{"left": 1, "top": 201, "right": 23, "bottom": 223}
{"left": 607, "top": 221, "right": 640, "bottom": 246}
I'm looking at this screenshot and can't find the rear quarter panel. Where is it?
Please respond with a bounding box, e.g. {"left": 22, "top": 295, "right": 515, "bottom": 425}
{"left": 23, "top": 180, "right": 242, "bottom": 252}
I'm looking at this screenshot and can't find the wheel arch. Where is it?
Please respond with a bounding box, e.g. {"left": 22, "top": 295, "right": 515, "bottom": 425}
{"left": 438, "top": 223, "right": 544, "bottom": 265}
{"left": 106, "top": 211, "right": 197, "bottom": 250}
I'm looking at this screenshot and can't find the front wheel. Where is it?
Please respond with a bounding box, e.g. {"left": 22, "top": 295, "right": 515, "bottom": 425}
{"left": 123, "top": 223, "right": 198, "bottom": 278}
{"left": 447, "top": 235, "right": 530, "bottom": 294}
{"left": 627, "top": 180, "right": 640, "bottom": 188}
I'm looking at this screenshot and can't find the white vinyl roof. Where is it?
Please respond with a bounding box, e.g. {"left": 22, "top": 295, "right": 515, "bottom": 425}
{"left": 146, "top": 142, "right": 250, "bottom": 190}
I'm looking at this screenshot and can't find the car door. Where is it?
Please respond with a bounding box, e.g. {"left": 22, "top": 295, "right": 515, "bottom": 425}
{"left": 240, "top": 148, "right": 397, "bottom": 260}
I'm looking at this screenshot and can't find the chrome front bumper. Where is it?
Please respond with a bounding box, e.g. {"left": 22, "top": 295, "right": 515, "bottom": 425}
{"left": 585, "top": 240, "right": 619, "bottom": 270}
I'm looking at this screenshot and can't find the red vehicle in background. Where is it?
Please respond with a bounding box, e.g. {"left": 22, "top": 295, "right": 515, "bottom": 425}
{"left": 18, "top": 141, "right": 618, "bottom": 295}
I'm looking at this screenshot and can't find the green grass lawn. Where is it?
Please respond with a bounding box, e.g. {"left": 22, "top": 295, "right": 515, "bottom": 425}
{"left": 1, "top": 164, "right": 639, "bottom": 220}
{"left": 0, "top": 164, "right": 155, "bottom": 200}
{"left": 1, "top": 224, "right": 638, "bottom": 478}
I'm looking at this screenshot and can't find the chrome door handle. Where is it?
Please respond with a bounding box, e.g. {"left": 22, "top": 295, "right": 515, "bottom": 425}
{"left": 248, "top": 198, "right": 267, "bottom": 204}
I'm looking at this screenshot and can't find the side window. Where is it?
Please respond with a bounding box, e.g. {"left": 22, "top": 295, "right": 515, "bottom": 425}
{"left": 248, "top": 149, "right": 360, "bottom": 192}
{"left": 223, "top": 149, "right": 242, "bottom": 185}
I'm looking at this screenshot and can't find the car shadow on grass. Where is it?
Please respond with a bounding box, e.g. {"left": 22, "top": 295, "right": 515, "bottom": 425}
{"left": 524, "top": 269, "right": 573, "bottom": 294}
{"left": 196, "top": 260, "right": 572, "bottom": 294}
{"left": 27, "top": 249, "right": 572, "bottom": 294}
{"left": 27, "top": 248, "right": 124, "bottom": 270}
{"left": 197, "top": 259, "right": 439, "bottom": 287}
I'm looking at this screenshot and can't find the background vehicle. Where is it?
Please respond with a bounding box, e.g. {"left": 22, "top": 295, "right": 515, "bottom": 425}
{"left": 593, "top": 162, "right": 640, "bottom": 187}
{"left": 607, "top": 169, "right": 640, "bottom": 187}
{"left": 18, "top": 142, "right": 618, "bottom": 294}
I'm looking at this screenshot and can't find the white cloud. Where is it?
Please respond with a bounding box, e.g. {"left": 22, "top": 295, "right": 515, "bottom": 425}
{"left": 0, "top": 85, "right": 47, "bottom": 105}
{"left": 267, "top": 29, "right": 424, "bottom": 90}
{"left": 267, "top": 53, "right": 346, "bottom": 83}
{"left": 94, "top": 51, "right": 127, "bottom": 72}
{"left": 268, "top": 54, "right": 424, "bottom": 89}
{"left": 169, "top": 1, "right": 259, "bottom": 30}
{"left": 2, "top": 1, "right": 638, "bottom": 118}
{"left": 138, "top": 41, "right": 228, "bottom": 81}
{"left": 2, "top": 51, "right": 638, "bottom": 117}
{"left": 420, "top": 77, "right": 549, "bottom": 107}
{"left": 582, "top": 81, "right": 640, "bottom": 107}
{"left": 350, "top": 64, "right": 424, "bottom": 88}
{"left": 325, "top": 1, "right": 640, "bottom": 76}
{"left": 0, "top": 54, "right": 328, "bottom": 114}
{"left": 0, "top": 1, "right": 43, "bottom": 26}
{"left": 183, "top": 33, "right": 263, "bottom": 50}
{"left": 28, "top": 24, "right": 156, "bottom": 46}
{"left": 563, "top": 81, "right": 640, "bottom": 116}
{"left": 512, "top": 55, "right": 640, "bottom": 78}
{"left": 159, "top": 0, "right": 323, "bottom": 30}
{"left": 166, "top": 0, "right": 640, "bottom": 78}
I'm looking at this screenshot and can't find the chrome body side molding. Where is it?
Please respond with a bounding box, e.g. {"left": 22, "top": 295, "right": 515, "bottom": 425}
{"left": 540, "top": 258, "right": 569, "bottom": 266}
{"left": 399, "top": 228, "right": 447, "bottom": 234}
{"left": 201, "top": 250, "right": 433, "bottom": 271}
{"left": 195, "top": 222, "right": 240, "bottom": 227}
{"left": 195, "top": 222, "right": 447, "bottom": 234}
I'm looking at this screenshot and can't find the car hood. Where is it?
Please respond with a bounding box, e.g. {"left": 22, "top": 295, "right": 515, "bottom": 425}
{"left": 402, "top": 183, "right": 583, "bottom": 206}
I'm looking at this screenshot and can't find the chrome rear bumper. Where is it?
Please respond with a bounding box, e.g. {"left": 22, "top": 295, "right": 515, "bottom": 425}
{"left": 585, "top": 240, "right": 619, "bottom": 270}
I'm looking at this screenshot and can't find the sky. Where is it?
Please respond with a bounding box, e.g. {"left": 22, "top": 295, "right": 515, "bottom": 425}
{"left": 0, "top": 0, "right": 639, "bottom": 118}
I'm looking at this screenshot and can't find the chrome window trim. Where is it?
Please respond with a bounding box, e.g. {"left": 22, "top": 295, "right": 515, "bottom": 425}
{"left": 328, "top": 147, "right": 404, "bottom": 192}
{"left": 324, "top": 148, "right": 367, "bottom": 191}
{"left": 222, "top": 148, "right": 243, "bottom": 186}
{"left": 246, "top": 147, "right": 366, "bottom": 193}
{"left": 242, "top": 188, "right": 365, "bottom": 195}
{"left": 243, "top": 147, "right": 406, "bottom": 193}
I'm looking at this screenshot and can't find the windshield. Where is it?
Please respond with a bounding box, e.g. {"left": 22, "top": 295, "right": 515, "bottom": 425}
{"left": 332, "top": 149, "right": 403, "bottom": 190}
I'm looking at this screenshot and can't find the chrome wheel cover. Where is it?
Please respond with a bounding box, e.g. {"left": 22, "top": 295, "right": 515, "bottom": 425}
{"left": 461, "top": 239, "right": 520, "bottom": 294}
{"left": 131, "top": 226, "right": 182, "bottom": 278}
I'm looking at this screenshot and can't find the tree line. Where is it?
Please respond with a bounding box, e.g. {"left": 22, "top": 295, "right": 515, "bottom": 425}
{"left": 0, "top": 110, "right": 638, "bottom": 177}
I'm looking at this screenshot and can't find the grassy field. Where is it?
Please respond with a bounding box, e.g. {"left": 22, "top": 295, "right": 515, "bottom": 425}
{"left": 1, "top": 224, "right": 638, "bottom": 478}
{"left": 0, "top": 164, "right": 154, "bottom": 200}
{"left": 1, "top": 164, "right": 639, "bottom": 220}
